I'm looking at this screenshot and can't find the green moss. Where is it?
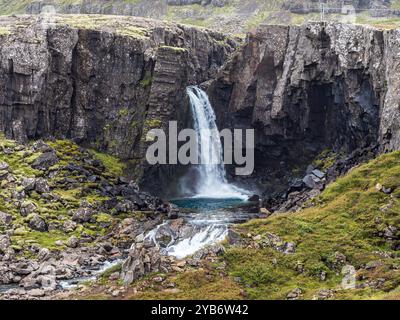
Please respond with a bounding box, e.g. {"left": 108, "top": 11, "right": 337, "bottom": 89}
{"left": 118, "top": 108, "right": 129, "bottom": 118}
{"left": 116, "top": 26, "right": 148, "bottom": 39}
{"left": 225, "top": 151, "right": 400, "bottom": 299}
{"left": 312, "top": 149, "right": 339, "bottom": 171}
{"left": 140, "top": 73, "right": 153, "bottom": 88}
{"left": 89, "top": 150, "right": 126, "bottom": 177}
{"left": 145, "top": 118, "right": 162, "bottom": 129}
{"left": 0, "top": 26, "right": 10, "bottom": 35}
{"left": 160, "top": 45, "right": 187, "bottom": 53}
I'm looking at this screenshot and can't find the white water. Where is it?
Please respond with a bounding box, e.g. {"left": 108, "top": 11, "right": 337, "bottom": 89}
{"left": 141, "top": 87, "right": 255, "bottom": 260}
{"left": 186, "top": 86, "right": 249, "bottom": 200}
{"left": 165, "top": 224, "right": 228, "bottom": 259}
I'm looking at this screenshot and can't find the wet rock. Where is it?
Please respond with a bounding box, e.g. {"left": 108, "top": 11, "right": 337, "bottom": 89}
{"left": 248, "top": 195, "right": 260, "bottom": 202}
{"left": 31, "top": 152, "right": 59, "bottom": 170}
{"left": 303, "top": 174, "right": 324, "bottom": 190}
{"left": 28, "top": 214, "right": 48, "bottom": 232}
{"left": 311, "top": 169, "right": 325, "bottom": 179}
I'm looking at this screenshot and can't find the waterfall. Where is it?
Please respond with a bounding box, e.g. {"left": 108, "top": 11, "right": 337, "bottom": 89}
{"left": 186, "top": 86, "right": 248, "bottom": 199}
{"left": 142, "top": 86, "right": 253, "bottom": 260}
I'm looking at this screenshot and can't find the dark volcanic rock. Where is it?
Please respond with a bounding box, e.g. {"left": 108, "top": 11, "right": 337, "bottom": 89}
{"left": 0, "top": 15, "right": 237, "bottom": 196}
{"left": 72, "top": 208, "right": 94, "bottom": 223}
{"left": 208, "top": 23, "right": 400, "bottom": 195}
{"left": 28, "top": 214, "right": 48, "bottom": 232}
{"left": 32, "top": 152, "right": 59, "bottom": 171}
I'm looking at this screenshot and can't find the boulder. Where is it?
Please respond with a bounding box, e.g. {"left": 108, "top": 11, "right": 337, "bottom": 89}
{"left": 62, "top": 220, "right": 77, "bottom": 233}
{"left": 28, "top": 214, "right": 48, "bottom": 232}
{"left": 31, "top": 152, "right": 59, "bottom": 170}
{"left": 286, "top": 288, "right": 302, "bottom": 300}
{"left": 20, "top": 201, "right": 37, "bottom": 217}
{"left": 0, "top": 161, "right": 9, "bottom": 171}
{"left": 0, "top": 235, "right": 11, "bottom": 253}
{"left": 34, "top": 178, "right": 50, "bottom": 193}
{"left": 0, "top": 211, "right": 12, "bottom": 225}
{"left": 66, "top": 236, "right": 79, "bottom": 248}
{"left": 72, "top": 208, "right": 94, "bottom": 223}
{"left": 121, "top": 244, "right": 166, "bottom": 284}
{"left": 21, "top": 177, "right": 36, "bottom": 191}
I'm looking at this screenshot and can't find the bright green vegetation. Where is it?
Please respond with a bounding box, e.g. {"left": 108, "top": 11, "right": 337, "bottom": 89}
{"left": 144, "top": 118, "right": 163, "bottom": 129}
{"left": 90, "top": 149, "right": 126, "bottom": 176}
{"left": 140, "top": 73, "right": 153, "bottom": 88}
{"left": 115, "top": 25, "right": 148, "bottom": 39}
{"left": 0, "top": 136, "right": 126, "bottom": 256}
{"left": 160, "top": 45, "right": 187, "bottom": 53}
{"left": 117, "top": 152, "right": 400, "bottom": 300}
{"left": 312, "top": 149, "right": 340, "bottom": 171}
{"left": 0, "top": 0, "right": 32, "bottom": 15}
{"left": 0, "top": 25, "right": 10, "bottom": 35}
{"left": 224, "top": 151, "right": 400, "bottom": 299}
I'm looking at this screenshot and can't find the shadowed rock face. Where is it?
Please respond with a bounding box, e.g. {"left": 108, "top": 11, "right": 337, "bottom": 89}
{"left": 0, "top": 15, "right": 237, "bottom": 195}
{"left": 207, "top": 23, "right": 400, "bottom": 194}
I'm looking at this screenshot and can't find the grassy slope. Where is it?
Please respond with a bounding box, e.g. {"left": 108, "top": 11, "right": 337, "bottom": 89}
{"left": 225, "top": 151, "right": 400, "bottom": 299}
{"left": 104, "top": 152, "right": 400, "bottom": 300}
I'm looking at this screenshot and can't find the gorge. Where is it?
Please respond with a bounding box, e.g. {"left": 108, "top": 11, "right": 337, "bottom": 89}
{"left": 0, "top": 13, "right": 400, "bottom": 300}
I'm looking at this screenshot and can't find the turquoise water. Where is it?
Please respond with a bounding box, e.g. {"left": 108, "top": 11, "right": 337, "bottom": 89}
{"left": 170, "top": 197, "right": 246, "bottom": 211}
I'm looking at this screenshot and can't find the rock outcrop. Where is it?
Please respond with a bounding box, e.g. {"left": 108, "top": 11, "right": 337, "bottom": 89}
{"left": 207, "top": 22, "right": 400, "bottom": 194}
{"left": 0, "top": 15, "right": 237, "bottom": 195}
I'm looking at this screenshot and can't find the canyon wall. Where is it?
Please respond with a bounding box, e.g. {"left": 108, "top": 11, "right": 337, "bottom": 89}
{"left": 0, "top": 15, "right": 237, "bottom": 194}
{"left": 207, "top": 22, "right": 400, "bottom": 193}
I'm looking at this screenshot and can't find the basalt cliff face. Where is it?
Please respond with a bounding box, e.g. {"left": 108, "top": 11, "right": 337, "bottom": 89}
{"left": 0, "top": 15, "right": 237, "bottom": 194}
{"left": 2, "top": 17, "right": 400, "bottom": 197}
{"left": 208, "top": 22, "right": 400, "bottom": 194}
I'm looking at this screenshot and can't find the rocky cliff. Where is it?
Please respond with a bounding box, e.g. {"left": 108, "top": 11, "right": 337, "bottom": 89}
{"left": 0, "top": 15, "right": 237, "bottom": 194}
{"left": 207, "top": 22, "right": 400, "bottom": 194}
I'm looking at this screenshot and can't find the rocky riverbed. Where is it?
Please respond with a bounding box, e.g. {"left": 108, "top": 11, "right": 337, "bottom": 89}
{"left": 0, "top": 137, "right": 177, "bottom": 300}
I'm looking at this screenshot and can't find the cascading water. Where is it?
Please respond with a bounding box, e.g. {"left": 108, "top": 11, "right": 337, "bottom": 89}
{"left": 144, "top": 86, "right": 255, "bottom": 259}
{"left": 185, "top": 86, "right": 249, "bottom": 199}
